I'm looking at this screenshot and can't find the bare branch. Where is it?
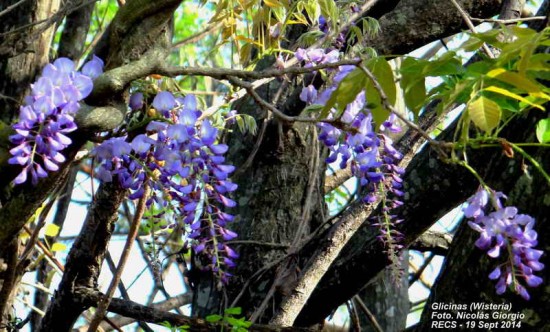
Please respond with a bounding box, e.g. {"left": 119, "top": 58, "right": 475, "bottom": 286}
{"left": 158, "top": 59, "right": 361, "bottom": 81}
{"left": 99, "top": 293, "right": 192, "bottom": 331}
{"left": 171, "top": 21, "right": 224, "bottom": 49}
{"left": 449, "top": 0, "right": 495, "bottom": 58}
{"left": 76, "top": 288, "right": 317, "bottom": 332}
{"left": 0, "top": 0, "right": 28, "bottom": 19}
{"left": 87, "top": 183, "right": 150, "bottom": 331}
{"left": 353, "top": 296, "right": 384, "bottom": 332}
{"left": 409, "top": 253, "right": 435, "bottom": 286}
{"left": 324, "top": 166, "right": 353, "bottom": 194}
{"left": 470, "top": 16, "right": 546, "bottom": 23}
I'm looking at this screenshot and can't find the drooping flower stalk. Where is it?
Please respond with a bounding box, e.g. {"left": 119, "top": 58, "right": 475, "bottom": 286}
{"left": 93, "top": 91, "right": 238, "bottom": 283}
{"left": 297, "top": 47, "right": 405, "bottom": 272}
{"left": 9, "top": 56, "right": 104, "bottom": 185}
{"left": 465, "top": 187, "right": 544, "bottom": 300}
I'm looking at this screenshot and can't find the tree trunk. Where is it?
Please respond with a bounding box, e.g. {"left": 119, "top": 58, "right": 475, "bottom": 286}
{"left": 190, "top": 0, "right": 504, "bottom": 326}
{"left": 356, "top": 252, "right": 409, "bottom": 332}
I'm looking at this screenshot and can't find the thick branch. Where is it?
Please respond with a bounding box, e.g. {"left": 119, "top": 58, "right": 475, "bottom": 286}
{"left": 38, "top": 183, "right": 127, "bottom": 332}
{"left": 366, "top": 0, "right": 503, "bottom": 55}
{"left": 99, "top": 293, "right": 192, "bottom": 331}
{"left": 76, "top": 288, "right": 316, "bottom": 332}
{"left": 157, "top": 59, "right": 361, "bottom": 81}
{"left": 324, "top": 166, "right": 352, "bottom": 194}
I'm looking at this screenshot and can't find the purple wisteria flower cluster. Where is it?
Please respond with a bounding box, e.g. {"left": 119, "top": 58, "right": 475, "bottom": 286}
{"left": 465, "top": 188, "right": 544, "bottom": 300}
{"left": 9, "top": 56, "right": 104, "bottom": 185}
{"left": 297, "top": 48, "right": 405, "bottom": 259}
{"left": 93, "top": 91, "right": 238, "bottom": 283}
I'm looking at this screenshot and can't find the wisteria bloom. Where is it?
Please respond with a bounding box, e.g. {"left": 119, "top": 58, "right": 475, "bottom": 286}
{"left": 9, "top": 56, "right": 104, "bottom": 185}
{"left": 92, "top": 92, "right": 239, "bottom": 283}
{"left": 297, "top": 48, "right": 405, "bottom": 268}
{"left": 465, "top": 188, "right": 544, "bottom": 300}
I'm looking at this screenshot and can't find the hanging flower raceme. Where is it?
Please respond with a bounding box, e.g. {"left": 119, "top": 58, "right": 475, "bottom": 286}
{"left": 465, "top": 188, "right": 544, "bottom": 300}
{"left": 297, "top": 48, "right": 405, "bottom": 263}
{"left": 92, "top": 91, "right": 239, "bottom": 283}
{"left": 9, "top": 56, "right": 104, "bottom": 185}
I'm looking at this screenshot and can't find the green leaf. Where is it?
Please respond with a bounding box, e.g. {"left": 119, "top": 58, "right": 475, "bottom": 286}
{"left": 236, "top": 116, "right": 245, "bottom": 133}
{"left": 470, "top": 29, "right": 504, "bottom": 49}
{"left": 303, "top": 104, "right": 324, "bottom": 113}
{"left": 361, "top": 57, "right": 395, "bottom": 127}
{"left": 423, "top": 52, "right": 464, "bottom": 76}
{"left": 304, "top": 0, "right": 320, "bottom": 24}
{"left": 367, "top": 57, "right": 396, "bottom": 106}
{"left": 536, "top": 118, "right": 550, "bottom": 143}
{"left": 527, "top": 53, "right": 550, "bottom": 72}
{"left": 321, "top": 68, "right": 367, "bottom": 119}
{"left": 44, "top": 224, "right": 60, "bottom": 237}
{"left": 296, "top": 31, "right": 325, "bottom": 47}
{"left": 225, "top": 317, "right": 243, "bottom": 327}
{"left": 206, "top": 314, "right": 223, "bottom": 323}
{"left": 486, "top": 68, "right": 543, "bottom": 93}
{"left": 508, "top": 27, "right": 539, "bottom": 75}
{"left": 224, "top": 307, "right": 242, "bottom": 315}
{"left": 400, "top": 57, "right": 426, "bottom": 117}
{"left": 51, "top": 242, "right": 67, "bottom": 252}
{"left": 468, "top": 96, "right": 501, "bottom": 132}
{"left": 364, "top": 78, "right": 388, "bottom": 128}
{"left": 319, "top": 0, "right": 338, "bottom": 31}
{"left": 484, "top": 86, "right": 545, "bottom": 111}
{"left": 460, "top": 36, "right": 484, "bottom": 52}
{"left": 362, "top": 17, "right": 380, "bottom": 38}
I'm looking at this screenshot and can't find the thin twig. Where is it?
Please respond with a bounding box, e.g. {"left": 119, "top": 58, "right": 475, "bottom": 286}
{"left": 227, "top": 76, "right": 320, "bottom": 123}
{"left": 18, "top": 197, "right": 57, "bottom": 267}
{"left": 470, "top": 16, "right": 547, "bottom": 24}
{"left": 87, "top": 183, "right": 151, "bottom": 332}
{"left": 23, "top": 226, "right": 64, "bottom": 272}
{"left": 347, "top": 300, "right": 361, "bottom": 332}
{"left": 324, "top": 165, "right": 353, "bottom": 194}
{"left": 172, "top": 21, "right": 224, "bottom": 49}
{"left": 0, "top": 0, "right": 28, "bottom": 19}
{"left": 20, "top": 226, "right": 123, "bottom": 331}
{"left": 449, "top": 0, "right": 495, "bottom": 58}
{"left": 0, "top": 0, "right": 99, "bottom": 38}
{"left": 353, "top": 296, "right": 384, "bottom": 332}
{"left": 292, "top": 126, "right": 320, "bottom": 246}
{"left": 409, "top": 253, "right": 435, "bottom": 286}
{"left": 159, "top": 58, "right": 361, "bottom": 82}
{"left": 233, "top": 79, "right": 288, "bottom": 177}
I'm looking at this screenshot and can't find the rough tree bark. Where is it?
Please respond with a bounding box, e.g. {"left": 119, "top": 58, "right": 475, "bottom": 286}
{"left": 192, "top": 0, "right": 504, "bottom": 327}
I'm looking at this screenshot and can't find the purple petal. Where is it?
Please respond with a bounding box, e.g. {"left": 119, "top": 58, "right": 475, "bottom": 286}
{"left": 129, "top": 92, "right": 144, "bottom": 110}
{"left": 200, "top": 120, "right": 217, "bottom": 146}
{"left": 81, "top": 55, "right": 104, "bottom": 79}
{"left": 53, "top": 58, "right": 75, "bottom": 73}
{"left": 13, "top": 168, "right": 28, "bottom": 184}
{"left": 488, "top": 267, "right": 501, "bottom": 280}
{"left": 152, "top": 91, "right": 176, "bottom": 112}
{"left": 73, "top": 74, "right": 93, "bottom": 99}
{"left": 219, "top": 194, "right": 236, "bottom": 207}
